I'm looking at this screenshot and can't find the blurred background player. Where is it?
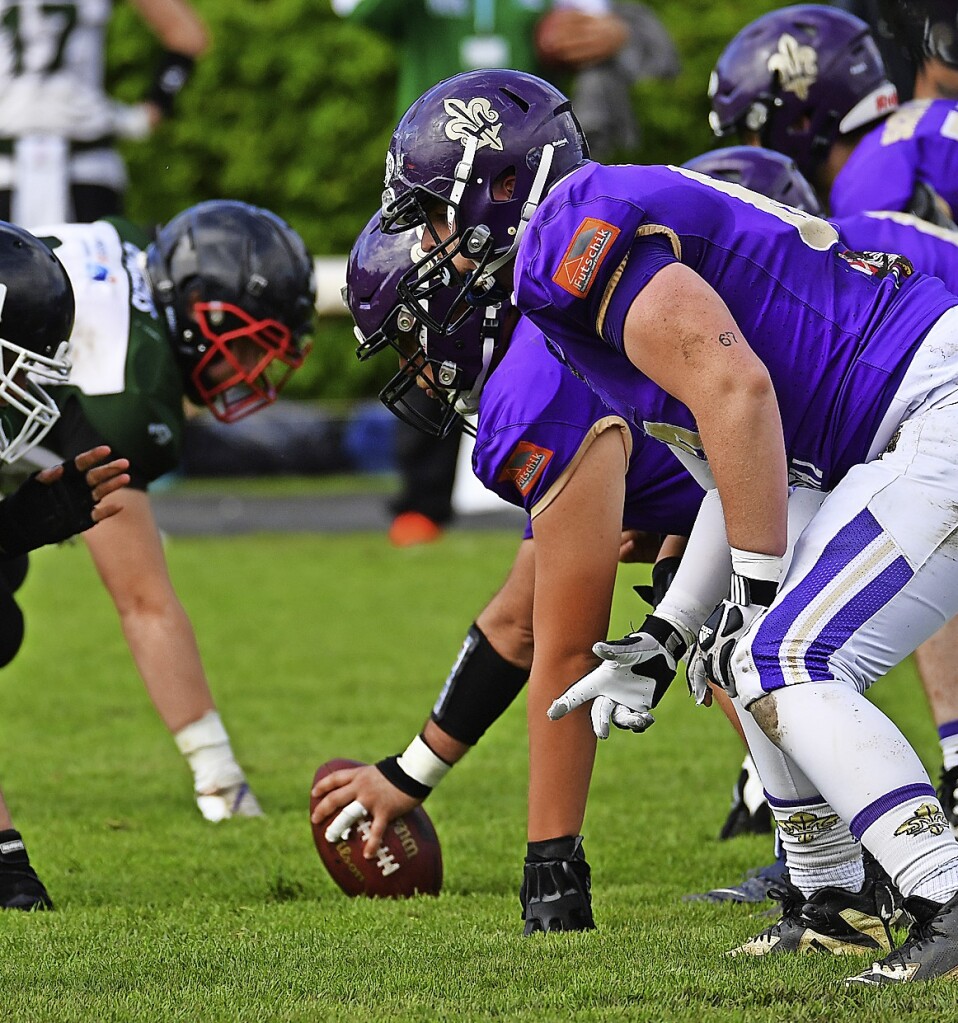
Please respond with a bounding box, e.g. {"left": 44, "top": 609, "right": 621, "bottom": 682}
{"left": 708, "top": 4, "right": 957, "bottom": 222}
{"left": 0, "top": 201, "right": 316, "bottom": 826}
{"left": 330, "top": 0, "right": 672, "bottom": 546}
{"left": 878, "top": 0, "right": 958, "bottom": 98}
{"left": 0, "top": 0, "right": 209, "bottom": 226}
{"left": 0, "top": 222, "right": 130, "bottom": 909}
{"left": 313, "top": 214, "right": 702, "bottom": 933}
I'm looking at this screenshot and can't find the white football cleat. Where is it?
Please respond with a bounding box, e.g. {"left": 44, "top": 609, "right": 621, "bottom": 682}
{"left": 195, "top": 782, "right": 264, "bottom": 822}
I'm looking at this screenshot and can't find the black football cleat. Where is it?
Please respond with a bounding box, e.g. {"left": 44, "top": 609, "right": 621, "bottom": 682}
{"left": 727, "top": 876, "right": 894, "bottom": 956}
{"left": 847, "top": 889, "right": 958, "bottom": 984}
{"left": 0, "top": 830, "right": 53, "bottom": 911}
{"left": 719, "top": 757, "right": 773, "bottom": 840}
{"left": 520, "top": 835, "right": 595, "bottom": 935}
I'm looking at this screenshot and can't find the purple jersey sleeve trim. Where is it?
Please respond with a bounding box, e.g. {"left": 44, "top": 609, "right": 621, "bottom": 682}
{"left": 598, "top": 232, "right": 679, "bottom": 354}
{"left": 529, "top": 416, "right": 631, "bottom": 520}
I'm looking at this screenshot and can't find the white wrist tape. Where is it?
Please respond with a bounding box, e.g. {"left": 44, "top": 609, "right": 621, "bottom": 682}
{"left": 397, "top": 735, "right": 452, "bottom": 790}
{"left": 730, "top": 547, "right": 783, "bottom": 583}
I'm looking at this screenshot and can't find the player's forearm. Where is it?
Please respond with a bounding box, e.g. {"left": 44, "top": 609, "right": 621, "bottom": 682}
{"left": 696, "top": 373, "right": 788, "bottom": 560}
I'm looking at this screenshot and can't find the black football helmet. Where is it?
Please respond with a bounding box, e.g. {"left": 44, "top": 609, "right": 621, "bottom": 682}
{"left": 0, "top": 223, "right": 74, "bottom": 463}
{"left": 145, "top": 200, "right": 317, "bottom": 422}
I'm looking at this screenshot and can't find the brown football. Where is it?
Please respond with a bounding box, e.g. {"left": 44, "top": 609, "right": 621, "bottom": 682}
{"left": 309, "top": 758, "right": 443, "bottom": 898}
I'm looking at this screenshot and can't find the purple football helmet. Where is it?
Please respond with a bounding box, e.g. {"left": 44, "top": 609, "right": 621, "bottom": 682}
{"left": 345, "top": 213, "right": 509, "bottom": 438}
{"left": 709, "top": 5, "right": 899, "bottom": 179}
{"left": 380, "top": 68, "right": 589, "bottom": 333}
{"left": 682, "top": 146, "right": 824, "bottom": 215}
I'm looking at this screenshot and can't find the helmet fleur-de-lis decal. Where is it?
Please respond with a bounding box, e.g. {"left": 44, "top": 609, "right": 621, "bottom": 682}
{"left": 443, "top": 97, "right": 503, "bottom": 152}
{"left": 767, "top": 33, "right": 818, "bottom": 101}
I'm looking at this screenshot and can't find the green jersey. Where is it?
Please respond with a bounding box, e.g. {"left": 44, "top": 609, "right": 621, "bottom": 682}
{"left": 337, "top": 0, "right": 550, "bottom": 116}
{"left": 35, "top": 217, "right": 185, "bottom": 486}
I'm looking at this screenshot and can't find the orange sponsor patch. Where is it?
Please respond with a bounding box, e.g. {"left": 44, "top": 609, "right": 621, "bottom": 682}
{"left": 498, "top": 441, "right": 555, "bottom": 496}
{"left": 552, "top": 218, "right": 621, "bottom": 298}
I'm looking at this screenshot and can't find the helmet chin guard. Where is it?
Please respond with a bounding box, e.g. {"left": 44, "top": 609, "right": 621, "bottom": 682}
{"left": 0, "top": 225, "right": 75, "bottom": 463}
{"left": 345, "top": 213, "right": 512, "bottom": 438}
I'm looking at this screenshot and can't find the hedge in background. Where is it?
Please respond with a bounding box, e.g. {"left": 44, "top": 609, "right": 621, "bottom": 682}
{"left": 107, "top": 0, "right": 771, "bottom": 400}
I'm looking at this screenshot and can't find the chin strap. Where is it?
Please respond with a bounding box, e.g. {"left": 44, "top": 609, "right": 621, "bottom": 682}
{"left": 454, "top": 303, "right": 500, "bottom": 416}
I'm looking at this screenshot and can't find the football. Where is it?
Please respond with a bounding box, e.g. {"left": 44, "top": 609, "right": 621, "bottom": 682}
{"left": 309, "top": 758, "right": 443, "bottom": 898}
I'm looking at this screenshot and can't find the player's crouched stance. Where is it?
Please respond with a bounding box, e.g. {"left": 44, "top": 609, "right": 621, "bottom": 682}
{"left": 0, "top": 224, "right": 130, "bottom": 908}
{"left": 0, "top": 444, "right": 130, "bottom": 911}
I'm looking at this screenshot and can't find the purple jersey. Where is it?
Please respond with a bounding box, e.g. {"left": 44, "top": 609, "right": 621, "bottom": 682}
{"left": 834, "top": 212, "right": 958, "bottom": 294}
{"left": 474, "top": 314, "right": 702, "bottom": 538}
{"left": 513, "top": 162, "right": 958, "bottom": 492}
{"left": 830, "top": 100, "right": 958, "bottom": 218}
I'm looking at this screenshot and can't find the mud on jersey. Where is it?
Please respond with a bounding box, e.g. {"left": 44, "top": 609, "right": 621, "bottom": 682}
{"left": 514, "top": 162, "right": 958, "bottom": 494}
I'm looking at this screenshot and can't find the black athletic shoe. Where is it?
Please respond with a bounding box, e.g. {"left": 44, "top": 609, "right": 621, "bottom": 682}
{"left": 727, "top": 877, "right": 895, "bottom": 956}
{"left": 719, "top": 758, "right": 772, "bottom": 840}
{"left": 0, "top": 830, "right": 52, "bottom": 911}
{"left": 936, "top": 765, "right": 958, "bottom": 830}
{"left": 520, "top": 835, "right": 595, "bottom": 935}
{"left": 847, "top": 889, "right": 958, "bottom": 984}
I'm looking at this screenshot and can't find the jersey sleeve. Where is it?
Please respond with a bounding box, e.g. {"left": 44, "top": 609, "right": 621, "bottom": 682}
{"left": 516, "top": 193, "right": 680, "bottom": 352}
{"left": 471, "top": 322, "right": 633, "bottom": 517}
{"left": 474, "top": 416, "right": 631, "bottom": 518}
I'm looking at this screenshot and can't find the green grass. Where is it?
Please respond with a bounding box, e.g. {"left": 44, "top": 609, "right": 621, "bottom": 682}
{"left": 0, "top": 530, "right": 949, "bottom": 1021}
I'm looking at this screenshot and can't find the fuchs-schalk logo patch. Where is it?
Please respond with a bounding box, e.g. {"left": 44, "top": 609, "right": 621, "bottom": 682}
{"left": 499, "top": 441, "right": 554, "bottom": 495}
{"left": 553, "top": 218, "right": 620, "bottom": 298}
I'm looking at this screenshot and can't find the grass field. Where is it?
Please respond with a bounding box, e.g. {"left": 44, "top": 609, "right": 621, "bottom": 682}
{"left": 1, "top": 526, "right": 951, "bottom": 1021}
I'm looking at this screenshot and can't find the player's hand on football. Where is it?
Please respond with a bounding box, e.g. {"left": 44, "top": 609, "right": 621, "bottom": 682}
{"left": 311, "top": 764, "right": 421, "bottom": 860}
{"left": 36, "top": 446, "right": 131, "bottom": 523}
{"left": 547, "top": 615, "right": 690, "bottom": 738}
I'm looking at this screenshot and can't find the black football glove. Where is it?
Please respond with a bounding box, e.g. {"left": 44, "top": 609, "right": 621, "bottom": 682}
{"left": 520, "top": 834, "right": 595, "bottom": 935}
{"left": 0, "top": 462, "right": 97, "bottom": 558}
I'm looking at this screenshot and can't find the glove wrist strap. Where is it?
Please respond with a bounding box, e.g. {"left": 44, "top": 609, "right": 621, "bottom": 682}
{"left": 729, "top": 573, "right": 777, "bottom": 608}
{"left": 642, "top": 612, "right": 691, "bottom": 657}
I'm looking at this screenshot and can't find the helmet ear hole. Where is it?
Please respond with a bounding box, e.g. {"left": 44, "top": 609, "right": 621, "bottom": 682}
{"left": 492, "top": 169, "right": 517, "bottom": 203}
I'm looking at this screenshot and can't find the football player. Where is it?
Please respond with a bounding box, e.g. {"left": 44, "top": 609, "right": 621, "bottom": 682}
{"left": 0, "top": 0, "right": 209, "bottom": 226}
{"left": 382, "top": 67, "right": 958, "bottom": 984}
{"left": 708, "top": 5, "right": 957, "bottom": 223}
{"left": 682, "top": 144, "right": 958, "bottom": 905}
{"left": 0, "top": 221, "right": 131, "bottom": 909}
{"left": 312, "top": 214, "right": 705, "bottom": 934}
{"left": 0, "top": 201, "right": 316, "bottom": 830}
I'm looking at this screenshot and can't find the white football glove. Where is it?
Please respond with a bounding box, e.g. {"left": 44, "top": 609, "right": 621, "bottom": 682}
{"left": 687, "top": 574, "right": 775, "bottom": 699}
{"left": 548, "top": 615, "right": 690, "bottom": 739}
